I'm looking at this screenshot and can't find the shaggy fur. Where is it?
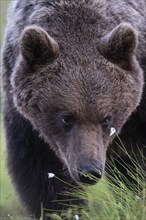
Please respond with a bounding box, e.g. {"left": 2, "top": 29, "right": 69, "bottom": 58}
{"left": 2, "top": 0, "right": 146, "bottom": 219}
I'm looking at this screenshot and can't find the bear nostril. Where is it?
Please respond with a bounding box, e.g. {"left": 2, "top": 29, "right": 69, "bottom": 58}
{"left": 79, "top": 167, "right": 102, "bottom": 185}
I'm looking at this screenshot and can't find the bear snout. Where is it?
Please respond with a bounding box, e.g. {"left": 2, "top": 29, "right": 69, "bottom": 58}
{"left": 78, "top": 163, "right": 103, "bottom": 185}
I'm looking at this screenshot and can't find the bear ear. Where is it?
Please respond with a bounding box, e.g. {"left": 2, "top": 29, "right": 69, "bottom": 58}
{"left": 20, "top": 25, "right": 59, "bottom": 65}
{"left": 99, "top": 23, "right": 138, "bottom": 70}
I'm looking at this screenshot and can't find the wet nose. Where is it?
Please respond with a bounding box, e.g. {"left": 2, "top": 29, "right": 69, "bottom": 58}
{"left": 78, "top": 166, "right": 102, "bottom": 185}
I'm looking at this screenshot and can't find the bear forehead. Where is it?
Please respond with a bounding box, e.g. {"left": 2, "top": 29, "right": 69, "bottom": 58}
{"left": 28, "top": 60, "right": 133, "bottom": 121}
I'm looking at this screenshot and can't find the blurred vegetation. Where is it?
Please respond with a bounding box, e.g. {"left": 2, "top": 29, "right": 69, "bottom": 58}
{"left": 0, "top": 1, "right": 146, "bottom": 220}
{"left": 0, "top": 0, "right": 9, "bottom": 46}
{"left": 0, "top": 0, "right": 25, "bottom": 219}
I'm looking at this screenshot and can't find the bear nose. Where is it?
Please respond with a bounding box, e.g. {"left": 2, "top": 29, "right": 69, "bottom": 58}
{"left": 78, "top": 166, "right": 102, "bottom": 185}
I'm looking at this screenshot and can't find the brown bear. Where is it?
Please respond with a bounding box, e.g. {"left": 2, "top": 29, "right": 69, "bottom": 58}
{"left": 2, "top": 0, "right": 146, "bottom": 219}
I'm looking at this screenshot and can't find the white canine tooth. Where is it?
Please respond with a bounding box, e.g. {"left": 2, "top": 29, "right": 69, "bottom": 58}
{"left": 110, "top": 127, "right": 116, "bottom": 136}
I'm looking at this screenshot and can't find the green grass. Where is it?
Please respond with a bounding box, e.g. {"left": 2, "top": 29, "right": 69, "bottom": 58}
{"left": 41, "top": 138, "right": 146, "bottom": 219}
{"left": 0, "top": 124, "right": 26, "bottom": 219}
{"left": 0, "top": 0, "right": 10, "bottom": 46}
{"left": 43, "top": 159, "right": 146, "bottom": 220}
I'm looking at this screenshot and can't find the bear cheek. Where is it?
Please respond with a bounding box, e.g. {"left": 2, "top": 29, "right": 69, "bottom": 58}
{"left": 12, "top": 91, "right": 31, "bottom": 120}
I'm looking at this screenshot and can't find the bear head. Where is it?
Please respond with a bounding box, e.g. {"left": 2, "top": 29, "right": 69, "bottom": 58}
{"left": 11, "top": 23, "right": 144, "bottom": 185}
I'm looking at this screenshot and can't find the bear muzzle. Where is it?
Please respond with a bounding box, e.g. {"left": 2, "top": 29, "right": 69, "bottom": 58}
{"left": 78, "top": 163, "right": 103, "bottom": 185}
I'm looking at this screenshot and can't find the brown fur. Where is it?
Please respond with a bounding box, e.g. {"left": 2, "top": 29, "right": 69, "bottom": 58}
{"left": 2, "top": 0, "right": 146, "bottom": 218}
{"left": 11, "top": 24, "right": 143, "bottom": 181}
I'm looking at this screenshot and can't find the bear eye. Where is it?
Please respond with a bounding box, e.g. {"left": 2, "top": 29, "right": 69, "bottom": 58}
{"left": 60, "top": 114, "right": 76, "bottom": 132}
{"left": 101, "top": 115, "right": 112, "bottom": 129}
